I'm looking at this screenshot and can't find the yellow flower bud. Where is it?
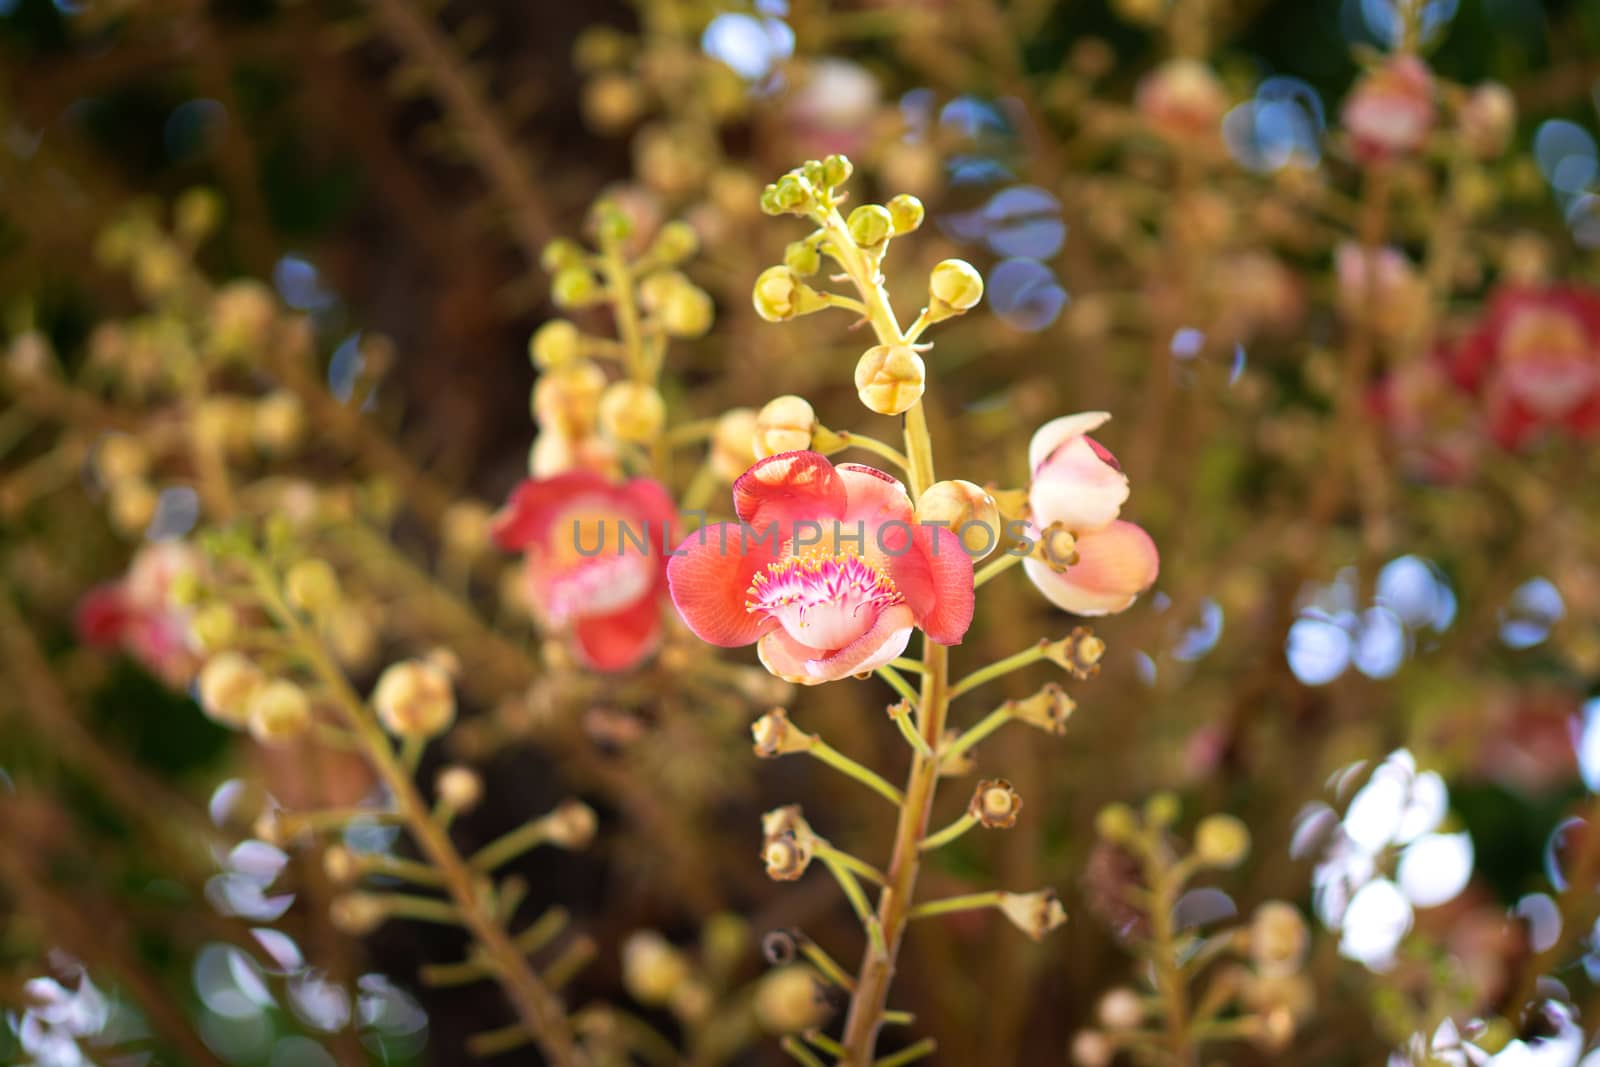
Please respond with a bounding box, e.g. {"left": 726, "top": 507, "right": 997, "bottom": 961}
{"left": 551, "top": 266, "right": 602, "bottom": 308}
{"left": 854, "top": 344, "right": 926, "bottom": 416}
{"left": 648, "top": 219, "right": 699, "bottom": 265}
{"left": 247, "top": 679, "right": 312, "bottom": 745}
{"left": 327, "top": 603, "right": 378, "bottom": 671}
{"left": 109, "top": 481, "right": 158, "bottom": 537}
{"left": 322, "top": 845, "right": 360, "bottom": 886}
{"left": 887, "top": 193, "right": 925, "bottom": 234}
{"left": 329, "top": 892, "right": 387, "bottom": 936}
{"left": 598, "top": 381, "right": 666, "bottom": 444}
{"left": 441, "top": 501, "right": 492, "bottom": 560}
{"left": 529, "top": 320, "right": 582, "bottom": 369}
{"left": 753, "top": 395, "right": 816, "bottom": 458}
{"left": 752, "top": 265, "right": 815, "bottom": 322}
{"left": 544, "top": 798, "right": 598, "bottom": 849}
{"left": 916, "top": 479, "right": 1001, "bottom": 559}
{"left": 1193, "top": 813, "right": 1251, "bottom": 868}
{"left": 372, "top": 659, "right": 456, "bottom": 738}
{"left": 540, "top": 238, "right": 586, "bottom": 274}
{"left": 1097, "top": 988, "right": 1145, "bottom": 1031}
{"left": 582, "top": 72, "right": 644, "bottom": 132}
{"left": 175, "top": 187, "right": 222, "bottom": 242}
{"left": 286, "top": 559, "right": 340, "bottom": 617}
{"left": 660, "top": 284, "right": 714, "bottom": 339}
{"left": 252, "top": 390, "right": 305, "bottom": 454}
{"left": 189, "top": 602, "right": 237, "bottom": 653}
{"left": 198, "top": 652, "right": 266, "bottom": 728}
{"left": 711, "top": 408, "right": 758, "bottom": 480}
{"left": 1094, "top": 803, "right": 1137, "bottom": 843}
{"left": 753, "top": 966, "right": 828, "bottom": 1033}
{"left": 1144, "top": 791, "right": 1181, "bottom": 828}
{"left": 435, "top": 765, "right": 484, "bottom": 813}
{"left": 783, "top": 240, "right": 821, "bottom": 276}
{"left": 847, "top": 203, "right": 893, "bottom": 248}
{"left": 622, "top": 932, "right": 691, "bottom": 1006}
{"left": 94, "top": 433, "right": 149, "bottom": 487}
{"left": 533, "top": 360, "right": 607, "bottom": 436}
{"left": 208, "top": 280, "right": 277, "bottom": 358}
{"left": 1250, "top": 901, "right": 1310, "bottom": 978}
{"left": 928, "top": 258, "right": 984, "bottom": 319}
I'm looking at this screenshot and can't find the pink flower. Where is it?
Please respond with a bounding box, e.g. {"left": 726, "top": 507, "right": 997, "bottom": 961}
{"left": 1023, "top": 414, "right": 1159, "bottom": 616}
{"left": 1447, "top": 286, "right": 1600, "bottom": 449}
{"left": 75, "top": 541, "right": 203, "bottom": 686}
{"left": 1341, "top": 55, "right": 1436, "bottom": 164}
{"left": 492, "top": 472, "right": 676, "bottom": 671}
{"left": 666, "top": 451, "right": 974, "bottom": 685}
{"left": 1335, "top": 242, "right": 1426, "bottom": 340}
{"left": 1135, "top": 59, "right": 1228, "bottom": 143}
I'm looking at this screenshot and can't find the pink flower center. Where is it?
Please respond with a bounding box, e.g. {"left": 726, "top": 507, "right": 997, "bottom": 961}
{"left": 746, "top": 551, "right": 903, "bottom": 651}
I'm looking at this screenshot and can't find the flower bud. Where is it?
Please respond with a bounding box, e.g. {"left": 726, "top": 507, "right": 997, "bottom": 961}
{"left": 540, "top": 238, "right": 586, "bottom": 274}
{"left": 247, "top": 679, "right": 312, "bottom": 745}
{"left": 551, "top": 266, "right": 602, "bottom": 308}
{"left": 1097, "top": 988, "right": 1145, "bottom": 1031}
{"left": 190, "top": 602, "right": 237, "bottom": 653}
{"left": 917, "top": 479, "right": 1001, "bottom": 559}
{"left": 969, "top": 779, "right": 1023, "bottom": 829}
{"left": 435, "top": 766, "right": 484, "bottom": 813}
{"left": 286, "top": 559, "right": 340, "bottom": 617}
{"left": 544, "top": 798, "right": 598, "bottom": 849}
{"left": 330, "top": 892, "right": 387, "bottom": 936}
{"left": 175, "top": 187, "right": 222, "bottom": 241}
{"left": 109, "top": 481, "right": 158, "bottom": 536}
{"left": 252, "top": 390, "right": 305, "bottom": 454}
{"left": 198, "top": 652, "right": 265, "bottom": 728}
{"left": 1194, "top": 813, "right": 1251, "bottom": 868}
{"left": 998, "top": 888, "right": 1068, "bottom": 941}
{"left": 711, "top": 408, "right": 758, "bottom": 480}
{"left": 1136, "top": 59, "right": 1229, "bottom": 142}
{"left": 1010, "top": 682, "right": 1076, "bottom": 735}
{"left": 533, "top": 360, "right": 607, "bottom": 436}
{"left": 598, "top": 382, "right": 666, "bottom": 444}
{"left": 887, "top": 193, "right": 925, "bottom": 234}
{"left": 208, "top": 281, "right": 277, "bottom": 359}
{"left": 1144, "top": 791, "right": 1181, "bottom": 828}
{"left": 323, "top": 844, "right": 360, "bottom": 886}
{"left": 1342, "top": 55, "right": 1435, "bottom": 164}
{"left": 94, "top": 433, "right": 149, "bottom": 487}
{"left": 530, "top": 320, "right": 582, "bottom": 369}
{"left": 648, "top": 220, "right": 699, "bottom": 265}
{"left": 847, "top": 204, "right": 893, "bottom": 248}
{"left": 328, "top": 603, "right": 378, "bottom": 671}
{"left": 622, "top": 931, "right": 690, "bottom": 1005}
{"left": 753, "top": 395, "right": 816, "bottom": 458}
{"left": 820, "top": 153, "right": 853, "bottom": 189}
{"left": 928, "top": 259, "right": 984, "bottom": 320}
{"left": 1071, "top": 1030, "right": 1114, "bottom": 1067}
{"left": 1460, "top": 82, "right": 1515, "bottom": 159}
{"left": 582, "top": 72, "right": 644, "bottom": 132}
{"left": 1044, "top": 627, "right": 1105, "bottom": 679}
{"left": 1250, "top": 900, "right": 1310, "bottom": 978}
{"left": 441, "top": 501, "right": 492, "bottom": 560}
{"left": 751, "top": 707, "right": 814, "bottom": 758}
{"left": 854, "top": 344, "right": 926, "bottom": 416}
{"left": 752, "top": 265, "right": 827, "bottom": 322}
{"left": 1094, "top": 803, "right": 1138, "bottom": 843}
{"left": 660, "top": 283, "right": 714, "bottom": 339}
{"left": 754, "top": 966, "right": 829, "bottom": 1033}
{"left": 371, "top": 659, "right": 456, "bottom": 738}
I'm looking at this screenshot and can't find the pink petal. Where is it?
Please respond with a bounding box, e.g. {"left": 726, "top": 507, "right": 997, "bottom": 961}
{"left": 836, "top": 464, "right": 914, "bottom": 530}
{"left": 620, "top": 477, "right": 679, "bottom": 551}
{"left": 884, "top": 524, "right": 975, "bottom": 645}
{"left": 1029, "top": 435, "right": 1130, "bottom": 532}
{"left": 491, "top": 472, "right": 615, "bottom": 551}
{"left": 732, "top": 451, "right": 847, "bottom": 534}
{"left": 76, "top": 584, "right": 131, "bottom": 646}
{"left": 1027, "top": 412, "right": 1112, "bottom": 474}
{"left": 1023, "top": 520, "right": 1159, "bottom": 616}
{"left": 666, "top": 522, "right": 782, "bottom": 647}
{"left": 572, "top": 594, "right": 662, "bottom": 672}
{"left": 756, "top": 604, "right": 915, "bottom": 685}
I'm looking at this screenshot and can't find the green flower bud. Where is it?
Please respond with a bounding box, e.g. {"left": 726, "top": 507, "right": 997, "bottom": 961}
{"left": 928, "top": 258, "right": 984, "bottom": 320}
{"left": 551, "top": 266, "right": 601, "bottom": 308}
{"left": 847, "top": 204, "right": 894, "bottom": 249}
{"left": 530, "top": 320, "right": 582, "bottom": 369}
{"left": 752, "top": 266, "right": 826, "bottom": 322}
{"left": 1094, "top": 803, "right": 1138, "bottom": 843}
{"left": 821, "top": 154, "right": 853, "bottom": 188}
{"left": 771, "top": 174, "right": 812, "bottom": 214}
{"left": 649, "top": 220, "right": 699, "bottom": 265}
{"left": 887, "top": 193, "right": 925, "bottom": 234}
{"left": 660, "top": 284, "right": 714, "bottom": 339}
{"left": 248, "top": 679, "right": 312, "bottom": 745}
{"left": 591, "top": 202, "right": 632, "bottom": 243}
{"left": 286, "top": 559, "right": 340, "bottom": 617}
{"left": 1193, "top": 814, "right": 1251, "bottom": 868}
{"left": 540, "top": 238, "right": 586, "bottom": 274}
{"left": 784, "top": 240, "right": 821, "bottom": 276}
{"left": 1144, "top": 792, "right": 1181, "bottom": 829}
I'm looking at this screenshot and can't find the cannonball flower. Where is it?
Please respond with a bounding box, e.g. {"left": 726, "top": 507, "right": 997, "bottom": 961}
{"left": 1023, "top": 413, "right": 1159, "bottom": 616}
{"left": 667, "top": 451, "right": 974, "bottom": 685}
{"left": 1446, "top": 286, "right": 1600, "bottom": 449}
{"left": 1135, "top": 59, "right": 1228, "bottom": 143}
{"left": 492, "top": 472, "right": 675, "bottom": 671}
{"left": 76, "top": 541, "right": 204, "bottom": 686}
{"left": 1341, "top": 55, "right": 1435, "bottom": 164}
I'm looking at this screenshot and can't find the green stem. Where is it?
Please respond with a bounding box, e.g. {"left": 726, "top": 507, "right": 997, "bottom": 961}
{"left": 816, "top": 842, "right": 887, "bottom": 885}
{"left": 810, "top": 739, "right": 906, "bottom": 806}
{"left": 906, "top": 890, "right": 1003, "bottom": 921}
{"left": 874, "top": 665, "right": 921, "bottom": 707}
{"left": 948, "top": 644, "right": 1049, "bottom": 701}
{"left": 470, "top": 816, "right": 555, "bottom": 873}
{"left": 838, "top": 431, "right": 912, "bottom": 471}
{"left": 876, "top": 1038, "right": 937, "bottom": 1067}
{"left": 917, "top": 813, "right": 978, "bottom": 853}
{"left": 973, "top": 551, "right": 1023, "bottom": 589}
{"left": 940, "top": 705, "right": 1014, "bottom": 765}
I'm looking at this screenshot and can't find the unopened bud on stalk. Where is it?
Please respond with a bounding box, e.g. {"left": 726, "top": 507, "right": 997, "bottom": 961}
{"left": 754, "top": 965, "right": 829, "bottom": 1033}
{"left": 998, "top": 888, "right": 1068, "bottom": 941}
{"left": 532, "top": 360, "right": 608, "bottom": 437}
{"left": 1044, "top": 627, "right": 1104, "bottom": 679}
{"left": 926, "top": 259, "right": 984, "bottom": 322}
{"left": 1144, "top": 791, "right": 1181, "bottom": 828}
{"left": 189, "top": 603, "right": 237, "bottom": 653}
{"left": 327, "top": 604, "right": 378, "bottom": 671}
{"left": 847, "top": 204, "right": 894, "bottom": 249}
{"left": 1250, "top": 901, "right": 1310, "bottom": 977}
{"left": 1071, "top": 1030, "right": 1114, "bottom": 1067}
{"left": 1097, "top": 988, "right": 1146, "bottom": 1031}
{"left": 372, "top": 659, "right": 456, "bottom": 738}
{"left": 94, "top": 433, "right": 148, "bottom": 486}
{"left": 1460, "top": 82, "right": 1515, "bottom": 159}
{"left": 751, "top": 708, "right": 814, "bottom": 757}
{"left": 648, "top": 220, "right": 699, "bottom": 265}
{"left": 599, "top": 382, "right": 666, "bottom": 444}
{"left": 198, "top": 652, "right": 266, "bottom": 728}
{"left": 855, "top": 344, "right": 926, "bottom": 416}
{"left": 820, "top": 153, "right": 853, "bottom": 189}
{"left": 753, "top": 395, "right": 817, "bottom": 458}
{"left": 783, "top": 240, "right": 821, "bottom": 276}
{"left": 711, "top": 408, "right": 758, "bottom": 480}
{"left": 530, "top": 320, "right": 582, "bottom": 369}
{"left": 544, "top": 799, "right": 599, "bottom": 849}
{"left": 330, "top": 892, "right": 387, "bottom": 936}
{"left": 286, "top": 559, "right": 340, "bottom": 617}
{"left": 540, "top": 238, "right": 586, "bottom": 274}
{"left": 175, "top": 187, "right": 222, "bottom": 242}
{"left": 253, "top": 390, "right": 305, "bottom": 454}
{"left": 622, "top": 932, "right": 691, "bottom": 1005}
{"left": 1094, "top": 803, "right": 1138, "bottom": 843}
{"left": 1194, "top": 814, "right": 1251, "bottom": 868}
{"left": 323, "top": 844, "right": 360, "bottom": 885}
{"left": 435, "top": 766, "right": 484, "bottom": 813}
{"left": 917, "top": 480, "right": 1001, "bottom": 559}
{"left": 1011, "top": 683, "right": 1076, "bottom": 735}
{"left": 752, "top": 266, "right": 827, "bottom": 322}
{"left": 760, "top": 173, "right": 814, "bottom": 216}
{"left": 247, "top": 679, "right": 312, "bottom": 744}
{"left": 970, "top": 779, "right": 1024, "bottom": 828}
{"left": 660, "top": 284, "right": 714, "bottom": 339}
{"left": 551, "top": 266, "right": 602, "bottom": 309}
{"left": 887, "top": 193, "right": 925, "bottom": 234}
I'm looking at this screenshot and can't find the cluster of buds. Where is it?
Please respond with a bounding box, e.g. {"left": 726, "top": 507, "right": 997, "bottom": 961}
{"left": 197, "top": 651, "right": 311, "bottom": 745}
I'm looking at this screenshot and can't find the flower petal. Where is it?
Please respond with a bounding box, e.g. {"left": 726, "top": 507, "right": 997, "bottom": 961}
{"left": 1029, "top": 436, "right": 1130, "bottom": 532}
{"left": 666, "top": 523, "right": 781, "bottom": 647}
{"left": 884, "top": 524, "right": 975, "bottom": 645}
{"left": 756, "top": 604, "right": 915, "bottom": 685}
{"left": 572, "top": 595, "right": 662, "bottom": 672}
{"left": 491, "top": 472, "right": 616, "bottom": 551}
{"left": 732, "top": 451, "right": 847, "bottom": 534}
{"left": 836, "top": 463, "right": 914, "bottom": 530}
{"left": 1027, "top": 411, "right": 1112, "bottom": 475}
{"left": 1023, "top": 520, "right": 1159, "bottom": 616}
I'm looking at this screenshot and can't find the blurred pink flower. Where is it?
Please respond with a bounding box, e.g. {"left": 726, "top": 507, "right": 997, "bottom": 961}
{"left": 493, "top": 472, "right": 675, "bottom": 671}
{"left": 1342, "top": 55, "right": 1435, "bottom": 163}
{"left": 667, "top": 451, "right": 973, "bottom": 685}
{"left": 76, "top": 541, "right": 203, "bottom": 686}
